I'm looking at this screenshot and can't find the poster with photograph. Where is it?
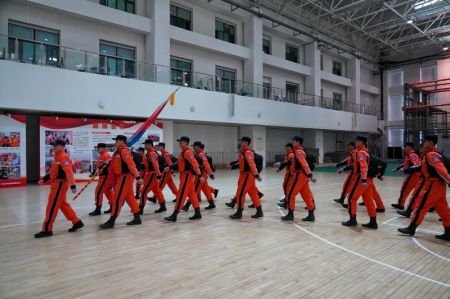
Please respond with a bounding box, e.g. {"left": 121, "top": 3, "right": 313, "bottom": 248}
{"left": 0, "top": 115, "right": 26, "bottom": 188}
{"left": 39, "top": 117, "right": 163, "bottom": 181}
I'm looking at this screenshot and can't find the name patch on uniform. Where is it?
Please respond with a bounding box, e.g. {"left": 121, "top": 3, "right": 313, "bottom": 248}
{"left": 359, "top": 155, "right": 365, "bottom": 161}
{"left": 410, "top": 155, "right": 417, "bottom": 161}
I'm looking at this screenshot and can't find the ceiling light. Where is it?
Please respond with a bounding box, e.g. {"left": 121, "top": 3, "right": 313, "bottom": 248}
{"left": 413, "top": 0, "right": 442, "bottom": 10}
{"left": 443, "top": 46, "right": 449, "bottom": 51}
{"left": 406, "top": 20, "right": 413, "bottom": 24}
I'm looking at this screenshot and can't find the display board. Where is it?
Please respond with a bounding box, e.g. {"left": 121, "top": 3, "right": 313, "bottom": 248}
{"left": 0, "top": 114, "right": 26, "bottom": 188}
{"left": 39, "top": 116, "right": 163, "bottom": 181}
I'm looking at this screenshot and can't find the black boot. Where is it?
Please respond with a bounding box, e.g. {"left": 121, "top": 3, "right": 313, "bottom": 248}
{"left": 225, "top": 199, "right": 236, "bottom": 208}
{"left": 342, "top": 203, "right": 348, "bottom": 209}
{"left": 397, "top": 209, "right": 411, "bottom": 218}
{"left": 302, "top": 210, "right": 315, "bottom": 222}
{"left": 126, "top": 213, "right": 142, "bottom": 225}
{"left": 248, "top": 203, "right": 255, "bottom": 208}
{"left": 172, "top": 198, "right": 177, "bottom": 203}
{"left": 34, "top": 231, "right": 53, "bottom": 238}
{"left": 214, "top": 189, "right": 219, "bottom": 198}
{"left": 138, "top": 205, "right": 144, "bottom": 215}
{"left": 251, "top": 206, "right": 264, "bottom": 218}
{"left": 189, "top": 208, "right": 202, "bottom": 220}
{"left": 376, "top": 208, "right": 385, "bottom": 213}
{"left": 68, "top": 220, "right": 84, "bottom": 232}
{"left": 205, "top": 200, "right": 216, "bottom": 210}
{"left": 148, "top": 197, "right": 157, "bottom": 204}
{"left": 391, "top": 203, "right": 404, "bottom": 210}
{"left": 398, "top": 224, "right": 417, "bottom": 236}
{"left": 198, "top": 196, "right": 202, "bottom": 202}
{"left": 362, "top": 217, "right": 378, "bottom": 229}
{"left": 342, "top": 216, "right": 357, "bottom": 226}
{"left": 89, "top": 205, "right": 102, "bottom": 216}
{"left": 155, "top": 202, "right": 167, "bottom": 213}
{"left": 359, "top": 202, "right": 365, "bottom": 206}
{"left": 183, "top": 200, "right": 191, "bottom": 212}
{"left": 135, "top": 193, "right": 140, "bottom": 199}
{"left": 104, "top": 206, "right": 112, "bottom": 214}
{"left": 278, "top": 201, "right": 287, "bottom": 209}
{"left": 99, "top": 216, "right": 116, "bottom": 229}
{"left": 229, "top": 208, "right": 243, "bottom": 219}
{"left": 281, "top": 211, "right": 294, "bottom": 221}
{"left": 164, "top": 211, "right": 179, "bottom": 222}
{"left": 334, "top": 197, "right": 344, "bottom": 204}
{"left": 435, "top": 227, "right": 450, "bottom": 241}
{"left": 258, "top": 191, "right": 264, "bottom": 198}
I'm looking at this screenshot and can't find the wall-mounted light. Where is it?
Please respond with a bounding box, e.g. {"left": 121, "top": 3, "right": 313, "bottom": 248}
{"left": 406, "top": 20, "right": 413, "bottom": 24}
{"left": 443, "top": 46, "right": 449, "bottom": 51}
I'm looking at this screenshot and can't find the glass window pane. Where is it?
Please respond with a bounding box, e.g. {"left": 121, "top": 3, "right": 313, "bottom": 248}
{"left": 9, "top": 24, "right": 33, "bottom": 39}
{"left": 100, "top": 44, "right": 116, "bottom": 56}
{"left": 107, "top": 57, "right": 117, "bottom": 75}
{"left": 117, "top": 47, "right": 135, "bottom": 59}
{"left": 35, "top": 30, "right": 59, "bottom": 45}
{"left": 108, "top": 0, "right": 117, "bottom": 9}
{"left": 117, "top": 0, "right": 126, "bottom": 11}
{"left": 126, "top": 1, "right": 135, "bottom": 13}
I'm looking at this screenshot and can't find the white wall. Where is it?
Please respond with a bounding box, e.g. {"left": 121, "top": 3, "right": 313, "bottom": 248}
{"left": 321, "top": 51, "right": 347, "bottom": 77}
{"left": 321, "top": 80, "right": 347, "bottom": 100}
{"left": 0, "top": 1, "right": 146, "bottom": 61}
{"left": 262, "top": 28, "right": 305, "bottom": 65}
{"left": 360, "top": 64, "right": 379, "bottom": 87}
{"left": 323, "top": 131, "right": 337, "bottom": 154}
{"left": 171, "top": 42, "right": 244, "bottom": 80}
{"left": 263, "top": 66, "right": 306, "bottom": 92}
{"left": 360, "top": 91, "right": 378, "bottom": 110}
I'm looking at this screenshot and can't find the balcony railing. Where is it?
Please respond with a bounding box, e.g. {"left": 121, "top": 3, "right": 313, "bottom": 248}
{"left": 0, "top": 33, "right": 378, "bottom": 117}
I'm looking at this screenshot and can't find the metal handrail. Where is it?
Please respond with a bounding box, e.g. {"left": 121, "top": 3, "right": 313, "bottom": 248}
{"left": 0, "top": 33, "right": 378, "bottom": 116}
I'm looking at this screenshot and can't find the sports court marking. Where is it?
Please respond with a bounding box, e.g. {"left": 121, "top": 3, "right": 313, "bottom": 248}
{"left": 277, "top": 207, "right": 450, "bottom": 288}
{"left": 412, "top": 237, "right": 450, "bottom": 263}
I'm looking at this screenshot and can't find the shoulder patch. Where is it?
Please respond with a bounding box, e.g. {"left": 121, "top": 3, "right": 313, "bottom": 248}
{"left": 431, "top": 155, "right": 440, "bottom": 163}
{"left": 64, "top": 160, "right": 70, "bottom": 166}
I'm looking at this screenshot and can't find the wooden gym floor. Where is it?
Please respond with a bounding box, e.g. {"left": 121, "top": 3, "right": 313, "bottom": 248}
{"left": 0, "top": 170, "right": 449, "bottom": 298}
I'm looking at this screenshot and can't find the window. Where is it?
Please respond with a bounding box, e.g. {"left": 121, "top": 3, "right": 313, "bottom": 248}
{"left": 263, "top": 36, "right": 271, "bottom": 54}
{"left": 332, "top": 60, "right": 342, "bottom": 76}
{"left": 215, "top": 19, "right": 236, "bottom": 44}
{"left": 8, "top": 22, "right": 59, "bottom": 65}
{"left": 320, "top": 55, "right": 323, "bottom": 71}
{"left": 333, "top": 92, "right": 343, "bottom": 110}
{"left": 216, "top": 67, "right": 236, "bottom": 93}
{"left": 263, "top": 77, "right": 271, "bottom": 99}
{"left": 170, "top": 4, "right": 192, "bottom": 30}
{"left": 100, "top": 0, "right": 135, "bottom": 14}
{"left": 285, "top": 43, "right": 298, "bottom": 63}
{"left": 99, "top": 42, "right": 136, "bottom": 78}
{"left": 286, "top": 82, "right": 299, "bottom": 103}
{"left": 170, "top": 57, "right": 192, "bottom": 87}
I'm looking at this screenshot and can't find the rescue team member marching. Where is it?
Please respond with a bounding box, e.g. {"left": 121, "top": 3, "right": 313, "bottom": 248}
{"left": 89, "top": 143, "right": 114, "bottom": 216}
{"left": 35, "top": 140, "right": 84, "bottom": 238}
{"left": 139, "top": 139, "right": 167, "bottom": 214}
{"left": 334, "top": 142, "right": 356, "bottom": 205}
{"left": 183, "top": 142, "right": 217, "bottom": 211}
{"left": 398, "top": 135, "right": 450, "bottom": 241}
{"left": 99, "top": 135, "right": 144, "bottom": 229}
{"left": 164, "top": 136, "right": 202, "bottom": 222}
{"left": 341, "top": 136, "right": 378, "bottom": 229}
{"left": 277, "top": 143, "right": 294, "bottom": 209}
{"left": 274, "top": 136, "right": 316, "bottom": 222}
{"left": 155, "top": 142, "right": 178, "bottom": 203}
{"left": 391, "top": 142, "right": 421, "bottom": 210}
{"left": 135, "top": 147, "right": 145, "bottom": 199}
{"left": 225, "top": 136, "right": 264, "bottom": 219}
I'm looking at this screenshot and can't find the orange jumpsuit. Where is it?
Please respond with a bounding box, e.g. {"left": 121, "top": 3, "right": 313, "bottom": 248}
{"left": 173, "top": 146, "right": 202, "bottom": 212}
{"left": 139, "top": 149, "right": 165, "bottom": 209}
{"left": 346, "top": 145, "right": 376, "bottom": 218}
{"left": 41, "top": 150, "right": 80, "bottom": 232}
{"left": 110, "top": 145, "right": 141, "bottom": 217}
{"left": 339, "top": 150, "right": 356, "bottom": 200}
{"left": 410, "top": 148, "right": 450, "bottom": 228}
{"left": 94, "top": 152, "right": 114, "bottom": 207}
{"left": 158, "top": 149, "right": 178, "bottom": 196}
{"left": 282, "top": 149, "right": 294, "bottom": 195}
{"left": 396, "top": 150, "right": 421, "bottom": 207}
{"left": 234, "top": 146, "right": 262, "bottom": 210}
{"left": 285, "top": 145, "right": 315, "bottom": 212}
{"left": 135, "top": 152, "right": 145, "bottom": 197}
{"left": 194, "top": 149, "right": 214, "bottom": 202}
{"left": 371, "top": 184, "right": 385, "bottom": 209}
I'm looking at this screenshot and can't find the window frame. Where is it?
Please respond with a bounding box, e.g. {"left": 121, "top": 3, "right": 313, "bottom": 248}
{"left": 170, "top": 56, "right": 193, "bottom": 87}
{"left": 285, "top": 43, "right": 299, "bottom": 63}
{"left": 215, "top": 66, "right": 237, "bottom": 93}
{"left": 99, "top": 40, "right": 136, "bottom": 78}
{"left": 100, "top": 0, "right": 136, "bottom": 14}
{"left": 263, "top": 76, "right": 271, "bottom": 99}
{"left": 215, "top": 18, "right": 237, "bottom": 44}
{"left": 332, "top": 60, "right": 343, "bottom": 76}
{"left": 170, "top": 3, "right": 192, "bottom": 31}
{"left": 262, "top": 35, "right": 271, "bottom": 55}
{"left": 286, "top": 81, "right": 300, "bottom": 103}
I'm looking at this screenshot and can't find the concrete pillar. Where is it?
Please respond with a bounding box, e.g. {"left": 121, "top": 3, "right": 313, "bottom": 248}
{"left": 243, "top": 16, "right": 263, "bottom": 97}
{"left": 303, "top": 129, "right": 324, "bottom": 164}
{"left": 349, "top": 57, "right": 361, "bottom": 104}
{"left": 146, "top": 0, "right": 170, "bottom": 83}
{"left": 26, "top": 115, "right": 40, "bottom": 182}
{"left": 305, "top": 41, "right": 321, "bottom": 97}
{"left": 162, "top": 120, "right": 174, "bottom": 154}
{"left": 239, "top": 125, "right": 266, "bottom": 166}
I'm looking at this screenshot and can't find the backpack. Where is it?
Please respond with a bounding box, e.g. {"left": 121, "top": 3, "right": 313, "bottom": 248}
{"left": 156, "top": 153, "right": 166, "bottom": 171}
{"left": 170, "top": 154, "right": 178, "bottom": 164}
{"left": 132, "top": 151, "right": 144, "bottom": 171}
{"left": 427, "top": 151, "right": 450, "bottom": 178}
{"left": 305, "top": 151, "right": 316, "bottom": 171}
{"left": 244, "top": 150, "right": 263, "bottom": 173}
{"left": 207, "top": 155, "right": 215, "bottom": 172}
{"left": 368, "top": 154, "right": 387, "bottom": 178}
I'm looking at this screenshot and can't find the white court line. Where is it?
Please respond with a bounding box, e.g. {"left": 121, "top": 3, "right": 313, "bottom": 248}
{"left": 383, "top": 216, "right": 400, "bottom": 225}
{"left": 383, "top": 222, "right": 443, "bottom": 235}
{"left": 413, "top": 237, "right": 450, "bottom": 263}
{"left": 277, "top": 207, "right": 450, "bottom": 288}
